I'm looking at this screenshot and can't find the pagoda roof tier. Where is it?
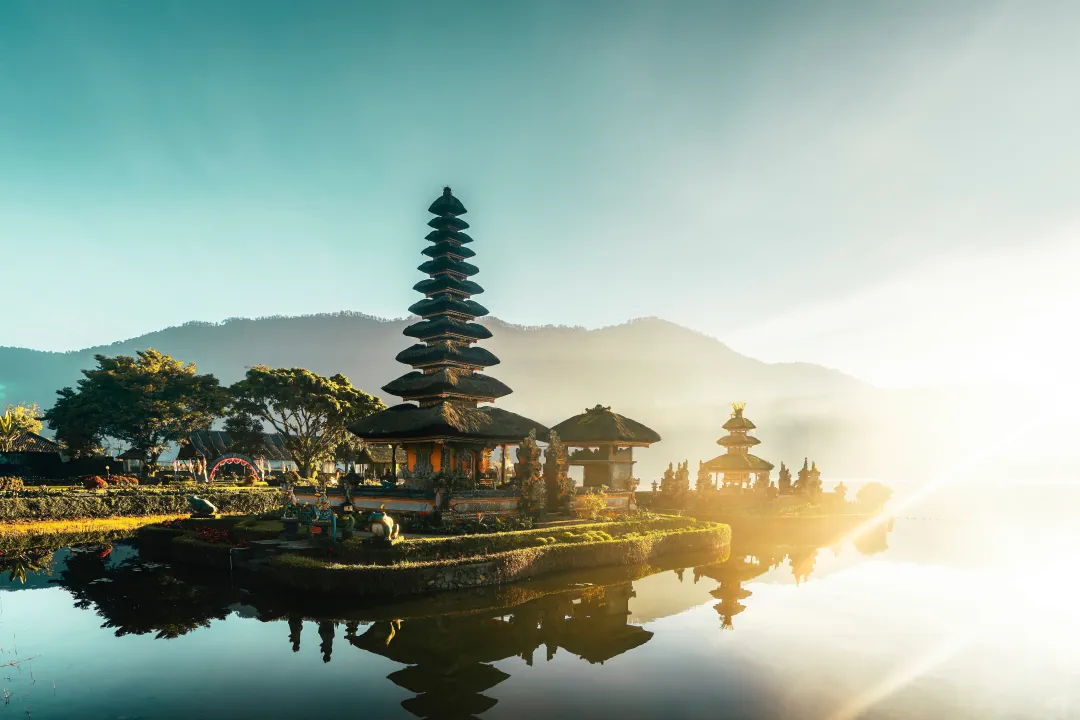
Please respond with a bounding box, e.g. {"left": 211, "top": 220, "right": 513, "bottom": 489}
{"left": 703, "top": 453, "right": 775, "bottom": 473}
{"left": 427, "top": 215, "right": 470, "bottom": 231}
{"left": 718, "top": 434, "right": 760, "bottom": 448}
{"left": 404, "top": 317, "right": 492, "bottom": 342}
{"left": 422, "top": 242, "right": 475, "bottom": 259}
{"left": 424, "top": 229, "right": 474, "bottom": 244}
{"left": 550, "top": 404, "right": 661, "bottom": 446}
{"left": 408, "top": 295, "right": 489, "bottom": 319}
{"left": 396, "top": 341, "right": 500, "bottom": 369}
{"left": 349, "top": 402, "right": 549, "bottom": 444}
{"left": 723, "top": 415, "right": 757, "bottom": 431}
{"left": 388, "top": 663, "right": 509, "bottom": 696}
{"left": 401, "top": 692, "right": 497, "bottom": 718}
{"left": 382, "top": 369, "right": 512, "bottom": 401}
{"left": 428, "top": 187, "right": 468, "bottom": 216}
{"left": 417, "top": 256, "right": 480, "bottom": 277}
{"left": 414, "top": 275, "right": 484, "bottom": 297}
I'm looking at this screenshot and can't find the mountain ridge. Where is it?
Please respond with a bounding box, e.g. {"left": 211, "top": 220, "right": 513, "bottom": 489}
{"left": 1, "top": 312, "right": 981, "bottom": 481}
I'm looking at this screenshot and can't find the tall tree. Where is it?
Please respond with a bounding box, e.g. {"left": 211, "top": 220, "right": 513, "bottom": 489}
{"left": 44, "top": 387, "right": 106, "bottom": 458}
{"left": 0, "top": 403, "right": 44, "bottom": 452}
{"left": 44, "top": 349, "right": 226, "bottom": 465}
{"left": 227, "top": 366, "right": 385, "bottom": 478}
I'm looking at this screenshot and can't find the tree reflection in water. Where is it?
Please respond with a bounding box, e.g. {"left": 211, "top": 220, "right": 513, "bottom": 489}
{"left": 56, "top": 544, "right": 234, "bottom": 639}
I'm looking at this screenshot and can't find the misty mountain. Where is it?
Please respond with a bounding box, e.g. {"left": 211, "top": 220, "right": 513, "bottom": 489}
{"left": 0, "top": 314, "right": 1032, "bottom": 481}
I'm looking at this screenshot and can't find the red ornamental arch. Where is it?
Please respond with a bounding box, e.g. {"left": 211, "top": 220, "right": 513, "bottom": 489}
{"left": 208, "top": 453, "right": 262, "bottom": 482}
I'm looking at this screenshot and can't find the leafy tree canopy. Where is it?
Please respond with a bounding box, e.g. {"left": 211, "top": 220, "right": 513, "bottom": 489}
{"left": 228, "top": 366, "right": 385, "bottom": 478}
{"left": 0, "top": 402, "right": 44, "bottom": 452}
{"left": 44, "top": 349, "right": 226, "bottom": 464}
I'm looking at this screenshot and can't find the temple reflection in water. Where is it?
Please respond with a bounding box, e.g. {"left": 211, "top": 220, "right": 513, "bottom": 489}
{"left": 10, "top": 520, "right": 892, "bottom": 719}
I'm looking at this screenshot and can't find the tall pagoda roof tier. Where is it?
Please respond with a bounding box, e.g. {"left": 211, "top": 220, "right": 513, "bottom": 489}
{"left": 382, "top": 369, "right": 512, "bottom": 402}
{"left": 427, "top": 215, "right": 470, "bottom": 231}
{"left": 417, "top": 256, "right": 480, "bottom": 277}
{"left": 718, "top": 434, "right": 760, "bottom": 448}
{"left": 424, "top": 229, "right": 474, "bottom": 244}
{"left": 550, "top": 405, "right": 661, "bottom": 447}
{"left": 413, "top": 275, "right": 484, "bottom": 297}
{"left": 408, "top": 295, "right": 489, "bottom": 320}
{"left": 349, "top": 186, "right": 527, "bottom": 443}
{"left": 703, "top": 453, "right": 774, "bottom": 473}
{"left": 350, "top": 402, "right": 549, "bottom": 444}
{"left": 422, "top": 242, "right": 475, "bottom": 259}
{"left": 396, "top": 341, "right": 500, "bottom": 369}
{"left": 428, "top": 188, "right": 468, "bottom": 216}
{"left": 403, "top": 317, "right": 492, "bottom": 342}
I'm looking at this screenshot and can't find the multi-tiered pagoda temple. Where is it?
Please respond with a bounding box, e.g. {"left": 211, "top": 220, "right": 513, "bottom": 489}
{"left": 702, "top": 403, "right": 774, "bottom": 489}
{"left": 349, "top": 187, "right": 548, "bottom": 485}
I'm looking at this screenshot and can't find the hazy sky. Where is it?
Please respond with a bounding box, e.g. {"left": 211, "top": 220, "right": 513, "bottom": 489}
{"left": 2, "top": 1, "right": 1078, "bottom": 389}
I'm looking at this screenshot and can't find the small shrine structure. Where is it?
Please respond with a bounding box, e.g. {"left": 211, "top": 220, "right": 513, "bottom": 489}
{"left": 702, "top": 403, "right": 774, "bottom": 489}
{"left": 549, "top": 405, "right": 661, "bottom": 491}
{"left": 349, "top": 187, "right": 549, "bottom": 487}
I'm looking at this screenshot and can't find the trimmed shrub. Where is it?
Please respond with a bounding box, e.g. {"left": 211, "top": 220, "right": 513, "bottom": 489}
{"left": 83, "top": 476, "right": 108, "bottom": 490}
{"left": 0, "top": 477, "right": 23, "bottom": 493}
{"left": 109, "top": 475, "right": 139, "bottom": 487}
{"left": 0, "top": 488, "right": 281, "bottom": 522}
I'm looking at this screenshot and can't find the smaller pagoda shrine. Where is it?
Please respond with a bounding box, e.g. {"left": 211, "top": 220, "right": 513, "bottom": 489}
{"left": 702, "top": 403, "right": 774, "bottom": 489}
{"left": 549, "top": 405, "right": 661, "bottom": 491}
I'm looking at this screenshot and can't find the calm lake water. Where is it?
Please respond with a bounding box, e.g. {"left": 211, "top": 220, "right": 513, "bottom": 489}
{"left": 2, "top": 482, "right": 1078, "bottom": 719}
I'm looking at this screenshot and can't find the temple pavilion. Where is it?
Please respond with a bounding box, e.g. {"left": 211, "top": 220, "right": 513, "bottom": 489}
{"left": 549, "top": 405, "right": 661, "bottom": 491}
{"left": 702, "top": 403, "right": 774, "bottom": 489}
{"left": 349, "top": 187, "right": 548, "bottom": 486}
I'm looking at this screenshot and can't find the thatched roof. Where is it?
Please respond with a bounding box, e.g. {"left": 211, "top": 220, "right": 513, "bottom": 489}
{"left": 718, "top": 434, "right": 760, "bottom": 448}
{"left": 417, "top": 256, "right": 479, "bottom": 277}
{"left": 722, "top": 405, "right": 757, "bottom": 431}
{"left": 383, "top": 369, "right": 512, "bottom": 401}
{"left": 413, "top": 275, "right": 484, "bottom": 297}
{"left": 549, "top": 405, "right": 661, "bottom": 446}
{"left": 396, "top": 341, "right": 500, "bottom": 369}
{"left": 349, "top": 402, "right": 549, "bottom": 444}
{"left": 388, "top": 663, "right": 509, "bottom": 695}
{"left": 427, "top": 186, "right": 468, "bottom": 216}
{"left": 702, "top": 453, "right": 774, "bottom": 473}
{"left": 354, "top": 444, "right": 403, "bottom": 465}
{"left": 117, "top": 448, "right": 146, "bottom": 460}
{"left": 5, "top": 432, "right": 60, "bottom": 453}
{"left": 185, "top": 430, "right": 292, "bottom": 462}
{"left": 424, "top": 229, "right": 474, "bottom": 244}
{"left": 558, "top": 623, "right": 653, "bottom": 664}
{"left": 422, "top": 241, "right": 475, "bottom": 259}
{"left": 408, "top": 294, "right": 489, "bottom": 320}
{"left": 427, "top": 215, "right": 469, "bottom": 231}
{"left": 403, "top": 317, "right": 492, "bottom": 342}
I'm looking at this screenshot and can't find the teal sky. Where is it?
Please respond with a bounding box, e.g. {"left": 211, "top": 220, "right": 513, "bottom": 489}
{"left": 3, "top": 1, "right": 1079, "bottom": 388}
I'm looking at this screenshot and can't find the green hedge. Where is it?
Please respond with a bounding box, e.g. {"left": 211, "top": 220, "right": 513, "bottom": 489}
{"left": 0, "top": 489, "right": 281, "bottom": 522}
{"left": 267, "top": 522, "right": 730, "bottom": 597}
{"left": 339, "top": 515, "right": 698, "bottom": 564}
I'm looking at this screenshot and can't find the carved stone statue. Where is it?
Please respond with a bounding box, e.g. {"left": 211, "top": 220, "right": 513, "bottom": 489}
{"left": 187, "top": 496, "right": 217, "bottom": 518}
{"left": 516, "top": 429, "right": 544, "bottom": 514}
{"left": 778, "top": 462, "right": 792, "bottom": 495}
{"left": 696, "top": 460, "right": 714, "bottom": 492}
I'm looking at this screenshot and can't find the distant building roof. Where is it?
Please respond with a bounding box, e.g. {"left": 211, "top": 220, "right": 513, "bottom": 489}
{"left": 5, "top": 433, "right": 61, "bottom": 453}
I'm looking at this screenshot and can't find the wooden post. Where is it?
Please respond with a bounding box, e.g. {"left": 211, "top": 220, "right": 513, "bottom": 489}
{"left": 472, "top": 448, "right": 480, "bottom": 490}
{"left": 392, "top": 444, "right": 399, "bottom": 479}
{"left": 500, "top": 444, "right": 507, "bottom": 487}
